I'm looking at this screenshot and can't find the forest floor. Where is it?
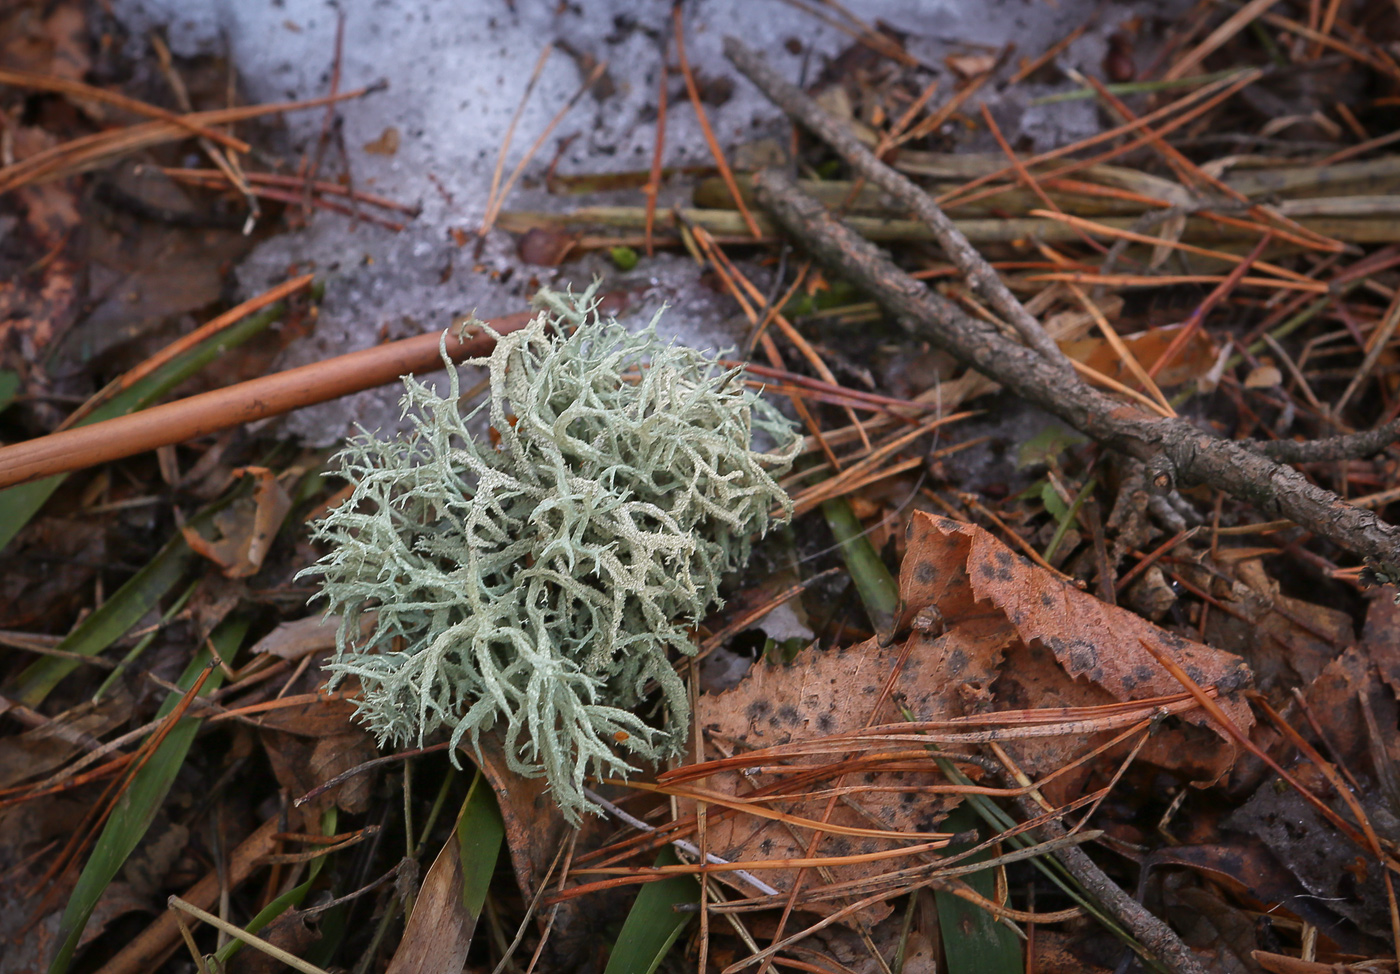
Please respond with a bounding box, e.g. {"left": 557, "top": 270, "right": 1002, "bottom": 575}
{"left": 4, "top": 2, "right": 1400, "bottom": 973}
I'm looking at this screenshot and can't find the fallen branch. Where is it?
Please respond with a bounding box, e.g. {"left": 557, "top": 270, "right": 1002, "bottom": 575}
{"left": 735, "top": 171, "right": 1400, "bottom": 589}
{"left": 0, "top": 311, "right": 533, "bottom": 490}
{"left": 1005, "top": 788, "right": 1207, "bottom": 974}
{"left": 723, "top": 36, "right": 1400, "bottom": 580}
{"left": 1249, "top": 419, "right": 1400, "bottom": 464}
{"left": 727, "top": 39, "right": 1072, "bottom": 373}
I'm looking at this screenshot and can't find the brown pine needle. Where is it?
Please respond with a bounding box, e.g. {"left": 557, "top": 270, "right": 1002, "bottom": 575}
{"left": 481, "top": 43, "right": 554, "bottom": 236}
{"left": 0, "top": 68, "right": 249, "bottom": 151}
{"left": 673, "top": 6, "right": 761, "bottom": 238}
{"left": 479, "top": 59, "right": 606, "bottom": 235}
{"left": 644, "top": 39, "right": 670, "bottom": 256}
{"left": 0, "top": 85, "right": 379, "bottom": 196}
{"left": 1067, "top": 283, "right": 1174, "bottom": 415}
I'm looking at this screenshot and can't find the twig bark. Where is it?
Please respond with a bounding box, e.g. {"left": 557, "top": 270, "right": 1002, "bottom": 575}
{"left": 1006, "top": 791, "right": 1208, "bottom": 974}
{"left": 748, "top": 168, "right": 1400, "bottom": 579}
{"left": 724, "top": 36, "right": 1075, "bottom": 376}
{"left": 1248, "top": 419, "right": 1400, "bottom": 463}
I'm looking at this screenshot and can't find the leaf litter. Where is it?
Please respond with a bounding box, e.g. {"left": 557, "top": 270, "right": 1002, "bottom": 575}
{"left": 670, "top": 513, "right": 1253, "bottom": 914}
{"left": 6, "top": 2, "right": 1400, "bottom": 973}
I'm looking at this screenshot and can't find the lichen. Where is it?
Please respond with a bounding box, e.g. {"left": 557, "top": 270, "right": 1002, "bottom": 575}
{"left": 302, "top": 285, "right": 799, "bottom": 821}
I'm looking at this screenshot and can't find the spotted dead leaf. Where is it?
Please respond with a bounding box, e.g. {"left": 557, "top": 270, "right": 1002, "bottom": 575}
{"left": 900, "top": 514, "right": 1253, "bottom": 786}
{"left": 681, "top": 512, "right": 1252, "bottom": 916}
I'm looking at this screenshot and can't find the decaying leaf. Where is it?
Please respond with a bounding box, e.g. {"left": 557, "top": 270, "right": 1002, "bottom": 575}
{"left": 257, "top": 688, "right": 378, "bottom": 815}
{"left": 1061, "top": 321, "right": 1219, "bottom": 388}
{"left": 899, "top": 514, "right": 1254, "bottom": 787}
{"left": 249, "top": 611, "right": 377, "bottom": 661}
{"left": 684, "top": 512, "right": 1254, "bottom": 915}
{"left": 182, "top": 466, "right": 292, "bottom": 578}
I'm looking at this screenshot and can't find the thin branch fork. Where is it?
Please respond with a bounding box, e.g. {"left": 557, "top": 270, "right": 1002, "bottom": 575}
{"left": 722, "top": 38, "right": 1074, "bottom": 377}
{"left": 750, "top": 169, "right": 1400, "bottom": 580}
{"left": 722, "top": 38, "right": 1400, "bottom": 581}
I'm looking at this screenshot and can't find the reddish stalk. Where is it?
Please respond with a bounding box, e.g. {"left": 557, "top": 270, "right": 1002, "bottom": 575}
{"left": 0, "top": 311, "right": 534, "bottom": 490}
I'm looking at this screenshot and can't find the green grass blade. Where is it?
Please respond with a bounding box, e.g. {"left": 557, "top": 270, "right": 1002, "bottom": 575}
{"left": 933, "top": 805, "right": 1022, "bottom": 974}
{"left": 457, "top": 771, "right": 504, "bottom": 916}
{"left": 48, "top": 615, "right": 250, "bottom": 974}
{"left": 210, "top": 808, "right": 338, "bottom": 969}
{"left": 0, "top": 295, "right": 296, "bottom": 552}
{"left": 821, "top": 496, "right": 899, "bottom": 635}
{"left": 90, "top": 581, "right": 200, "bottom": 703}
{"left": 604, "top": 846, "right": 698, "bottom": 974}
{"left": 6, "top": 502, "right": 224, "bottom": 706}
{"left": 384, "top": 771, "right": 504, "bottom": 974}
{"left": 0, "top": 369, "right": 18, "bottom": 413}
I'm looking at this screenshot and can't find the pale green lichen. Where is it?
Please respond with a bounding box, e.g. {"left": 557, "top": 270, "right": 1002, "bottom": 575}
{"left": 302, "top": 286, "right": 799, "bottom": 821}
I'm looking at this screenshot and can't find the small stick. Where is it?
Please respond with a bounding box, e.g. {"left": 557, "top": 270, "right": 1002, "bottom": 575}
{"left": 747, "top": 168, "right": 1400, "bottom": 581}
{"left": 724, "top": 37, "right": 1074, "bottom": 376}
{"left": 1003, "top": 787, "right": 1208, "bottom": 974}
{"left": 168, "top": 897, "right": 330, "bottom": 974}
{"left": 0, "top": 311, "right": 534, "bottom": 490}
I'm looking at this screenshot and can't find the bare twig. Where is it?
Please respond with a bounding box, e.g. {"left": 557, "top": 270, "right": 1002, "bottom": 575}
{"left": 724, "top": 37, "right": 1075, "bottom": 375}
{"left": 1246, "top": 419, "right": 1400, "bottom": 463}
{"left": 747, "top": 169, "right": 1400, "bottom": 579}
{"left": 1004, "top": 787, "right": 1207, "bottom": 974}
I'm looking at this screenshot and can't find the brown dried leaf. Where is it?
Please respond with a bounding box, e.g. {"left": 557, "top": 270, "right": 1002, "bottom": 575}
{"left": 1061, "top": 321, "right": 1218, "bottom": 388}
{"left": 257, "top": 692, "right": 377, "bottom": 815}
{"left": 515, "top": 226, "right": 580, "bottom": 266}
{"left": 683, "top": 513, "right": 1254, "bottom": 917}
{"left": 1360, "top": 592, "right": 1400, "bottom": 699}
{"left": 0, "top": 697, "right": 130, "bottom": 789}
{"left": 471, "top": 731, "right": 569, "bottom": 902}
{"left": 250, "top": 611, "right": 376, "bottom": 661}
{"left": 363, "top": 126, "right": 400, "bottom": 155}
{"left": 904, "top": 513, "right": 1254, "bottom": 756}
{"left": 384, "top": 832, "right": 476, "bottom": 974}
{"left": 1203, "top": 557, "right": 1351, "bottom": 695}
{"left": 182, "top": 467, "right": 292, "bottom": 577}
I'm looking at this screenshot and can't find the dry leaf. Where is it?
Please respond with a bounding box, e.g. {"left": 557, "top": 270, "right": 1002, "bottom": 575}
{"left": 945, "top": 53, "right": 996, "bottom": 79}
{"left": 515, "top": 226, "right": 580, "bottom": 266}
{"left": 471, "top": 731, "right": 570, "bottom": 903}
{"left": 679, "top": 512, "right": 1253, "bottom": 917}
{"left": 250, "top": 611, "right": 376, "bottom": 661}
{"left": 1061, "top": 322, "right": 1219, "bottom": 388}
{"left": 182, "top": 467, "right": 291, "bottom": 577}
{"left": 385, "top": 828, "right": 477, "bottom": 974}
{"left": 901, "top": 514, "right": 1252, "bottom": 780}
{"left": 1244, "top": 363, "right": 1283, "bottom": 388}
{"left": 363, "top": 126, "right": 400, "bottom": 155}
{"left": 257, "top": 692, "right": 377, "bottom": 815}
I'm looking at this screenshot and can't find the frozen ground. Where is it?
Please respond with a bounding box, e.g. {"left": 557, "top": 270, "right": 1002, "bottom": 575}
{"left": 109, "top": 0, "right": 1187, "bottom": 444}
